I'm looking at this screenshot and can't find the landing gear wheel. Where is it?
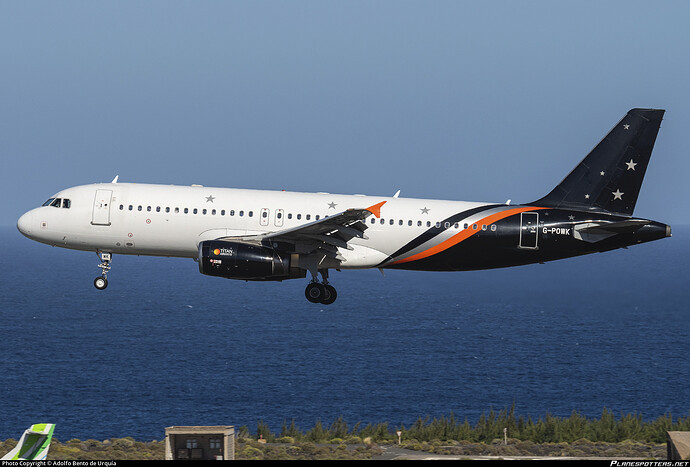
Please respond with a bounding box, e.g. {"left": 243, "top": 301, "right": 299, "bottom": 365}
{"left": 321, "top": 284, "right": 337, "bottom": 305}
{"left": 94, "top": 276, "right": 108, "bottom": 290}
{"left": 305, "top": 282, "right": 325, "bottom": 303}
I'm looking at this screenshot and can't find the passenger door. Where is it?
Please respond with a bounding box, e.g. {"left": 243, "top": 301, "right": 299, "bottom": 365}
{"left": 91, "top": 189, "right": 113, "bottom": 226}
{"left": 519, "top": 212, "right": 539, "bottom": 249}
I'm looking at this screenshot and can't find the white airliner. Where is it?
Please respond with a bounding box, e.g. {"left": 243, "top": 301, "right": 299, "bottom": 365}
{"left": 17, "top": 109, "right": 671, "bottom": 304}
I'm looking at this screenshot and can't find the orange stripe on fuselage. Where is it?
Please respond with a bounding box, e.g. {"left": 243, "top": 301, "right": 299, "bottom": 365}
{"left": 390, "top": 206, "right": 549, "bottom": 265}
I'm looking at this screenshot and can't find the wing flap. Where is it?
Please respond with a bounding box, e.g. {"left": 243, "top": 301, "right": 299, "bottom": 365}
{"left": 217, "top": 202, "right": 387, "bottom": 261}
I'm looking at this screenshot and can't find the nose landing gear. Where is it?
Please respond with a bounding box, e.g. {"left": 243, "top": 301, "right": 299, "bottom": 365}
{"left": 94, "top": 252, "right": 111, "bottom": 290}
{"left": 304, "top": 269, "right": 337, "bottom": 305}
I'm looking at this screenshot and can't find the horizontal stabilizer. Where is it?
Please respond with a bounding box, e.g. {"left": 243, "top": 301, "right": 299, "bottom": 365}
{"left": 573, "top": 219, "right": 650, "bottom": 243}
{"left": 577, "top": 219, "right": 650, "bottom": 234}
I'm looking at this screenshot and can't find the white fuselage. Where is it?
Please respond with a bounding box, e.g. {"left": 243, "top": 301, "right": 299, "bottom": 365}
{"left": 17, "top": 182, "right": 488, "bottom": 269}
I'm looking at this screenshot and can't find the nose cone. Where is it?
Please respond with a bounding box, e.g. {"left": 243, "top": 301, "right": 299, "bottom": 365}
{"left": 17, "top": 210, "right": 34, "bottom": 237}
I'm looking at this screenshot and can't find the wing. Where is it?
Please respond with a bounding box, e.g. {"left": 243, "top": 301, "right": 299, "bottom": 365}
{"left": 219, "top": 201, "right": 386, "bottom": 265}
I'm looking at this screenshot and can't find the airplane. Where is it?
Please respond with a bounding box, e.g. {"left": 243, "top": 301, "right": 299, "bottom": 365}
{"left": 17, "top": 108, "right": 671, "bottom": 304}
{"left": 1, "top": 423, "right": 55, "bottom": 460}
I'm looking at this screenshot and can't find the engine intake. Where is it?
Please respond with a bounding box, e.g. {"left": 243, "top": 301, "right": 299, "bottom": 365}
{"left": 198, "top": 240, "right": 304, "bottom": 281}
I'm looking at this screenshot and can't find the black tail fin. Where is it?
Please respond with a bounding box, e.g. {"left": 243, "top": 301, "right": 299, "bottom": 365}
{"left": 533, "top": 108, "right": 664, "bottom": 216}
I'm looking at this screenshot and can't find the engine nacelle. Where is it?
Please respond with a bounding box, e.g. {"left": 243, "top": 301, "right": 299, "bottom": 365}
{"left": 198, "top": 240, "right": 305, "bottom": 281}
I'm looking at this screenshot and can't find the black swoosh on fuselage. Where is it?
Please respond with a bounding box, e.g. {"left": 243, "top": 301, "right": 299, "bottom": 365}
{"left": 378, "top": 204, "right": 500, "bottom": 266}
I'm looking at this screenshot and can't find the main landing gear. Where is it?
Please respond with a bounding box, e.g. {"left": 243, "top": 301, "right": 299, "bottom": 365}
{"left": 304, "top": 269, "right": 337, "bottom": 305}
{"left": 94, "top": 252, "right": 111, "bottom": 290}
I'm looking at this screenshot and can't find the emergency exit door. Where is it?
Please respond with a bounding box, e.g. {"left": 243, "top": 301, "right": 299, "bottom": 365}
{"left": 91, "top": 189, "right": 113, "bottom": 226}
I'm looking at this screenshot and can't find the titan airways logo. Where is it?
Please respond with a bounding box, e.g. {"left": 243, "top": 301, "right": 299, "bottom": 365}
{"left": 213, "top": 247, "right": 234, "bottom": 256}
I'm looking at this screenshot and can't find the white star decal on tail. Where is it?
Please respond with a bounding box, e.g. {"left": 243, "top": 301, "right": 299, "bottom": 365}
{"left": 612, "top": 189, "right": 624, "bottom": 200}
{"left": 626, "top": 159, "right": 637, "bottom": 171}
{"left": 623, "top": 124, "right": 630, "bottom": 130}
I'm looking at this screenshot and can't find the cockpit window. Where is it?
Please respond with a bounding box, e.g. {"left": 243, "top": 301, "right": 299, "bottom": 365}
{"left": 42, "top": 197, "right": 70, "bottom": 208}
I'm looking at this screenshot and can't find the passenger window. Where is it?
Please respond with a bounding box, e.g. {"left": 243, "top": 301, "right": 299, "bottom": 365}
{"left": 239, "top": 211, "right": 244, "bottom": 217}
{"left": 193, "top": 208, "right": 198, "bottom": 214}
{"left": 166, "top": 207, "right": 170, "bottom": 213}
{"left": 221, "top": 210, "right": 225, "bottom": 216}
{"left": 399, "top": 220, "right": 403, "bottom": 226}
{"left": 380, "top": 218, "right": 385, "bottom": 225}
{"left": 297, "top": 214, "right": 301, "bottom": 220}
{"left": 230, "top": 210, "right": 235, "bottom": 216}
{"left": 444, "top": 222, "right": 450, "bottom": 228}
{"left": 287, "top": 213, "right": 292, "bottom": 219}
{"left": 417, "top": 221, "right": 422, "bottom": 226}
{"left": 184, "top": 208, "right": 189, "bottom": 214}
{"left": 482, "top": 224, "right": 487, "bottom": 231}
{"left": 389, "top": 219, "right": 394, "bottom": 225}
{"left": 315, "top": 215, "right": 320, "bottom": 220}
{"left": 491, "top": 224, "right": 497, "bottom": 231}
{"left": 426, "top": 221, "right": 431, "bottom": 227}
{"left": 202, "top": 209, "right": 207, "bottom": 215}
{"left": 156, "top": 206, "right": 161, "bottom": 212}
{"left": 306, "top": 214, "right": 311, "bottom": 220}
{"left": 435, "top": 222, "right": 441, "bottom": 228}
{"left": 248, "top": 211, "right": 253, "bottom": 217}
{"left": 120, "top": 204, "right": 124, "bottom": 210}
{"left": 175, "top": 207, "right": 180, "bottom": 213}
{"left": 147, "top": 206, "right": 151, "bottom": 212}
{"left": 138, "top": 205, "right": 142, "bottom": 211}
{"left": 262, "top": 211, "right": 268, "bottom": 218}
{"left": 454, "top": 223, "right": 459, "bottom": 229}
{"left": 464, "top": 223, "right": 468, "bottom": 229}
{"left": 371, "top": 218, "right": 376, "bottom": 224}
{"left": 472, "top": 224, "right": 478, "bottom": 230}
{"left": 277, "top": 212, "right": 282, "bottom": 219}
{"left": 211, "top": 209, "right": 215, "bottom": 215}
{"left": 408, "top": 220, "right": 412, "bottom": 226}
{"left": 129, "top": 205, "right": 133, "bottom": 211}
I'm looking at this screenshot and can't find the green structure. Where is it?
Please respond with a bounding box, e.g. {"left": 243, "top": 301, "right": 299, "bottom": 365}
{"left": 1, "top": 424, "right": 55, "bottom": 460}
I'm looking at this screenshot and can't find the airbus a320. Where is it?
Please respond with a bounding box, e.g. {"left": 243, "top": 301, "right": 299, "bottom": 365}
{"left": 17, "top": 108, "right": 671, "bottom": 304}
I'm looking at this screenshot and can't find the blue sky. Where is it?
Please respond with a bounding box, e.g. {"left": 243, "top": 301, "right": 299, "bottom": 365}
{"left": 2, "top": 1, "right": 689, "bottom": 226}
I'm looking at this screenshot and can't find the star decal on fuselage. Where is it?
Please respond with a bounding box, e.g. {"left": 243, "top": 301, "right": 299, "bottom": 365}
{"left": 612, "top": 189, "right": 624, "bottom": 200}
{"left": 206, "top": 195, "right": 215, "bottom": 203}
{"left": 626, "top": 159, "right": 637, "bottom": 171}
{"left": 328, "top": 202, "right": 337, "bottom": 209}
{"left": 420, "top": 207, "right": 430, "bottom": 214}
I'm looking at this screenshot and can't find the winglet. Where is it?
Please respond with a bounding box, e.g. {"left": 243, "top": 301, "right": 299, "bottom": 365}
{"left": 366, "top": 201, "right": 387, "bottom": 218}
{"left": 111, "top": 175, "right": 119, "bottom": 184}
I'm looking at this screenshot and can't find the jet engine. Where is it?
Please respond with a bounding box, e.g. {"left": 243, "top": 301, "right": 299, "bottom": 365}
{"left": 198, "top": 240, "right": 305, "bottom": 281}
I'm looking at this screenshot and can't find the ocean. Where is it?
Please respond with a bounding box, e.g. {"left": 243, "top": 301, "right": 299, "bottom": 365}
{"left": 1, "top": 225, "right": 688, "bottom": 441}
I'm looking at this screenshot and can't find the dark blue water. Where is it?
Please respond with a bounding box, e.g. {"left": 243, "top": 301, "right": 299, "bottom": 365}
{"left": 1, "top": 225, "right": 688, "bottom": 441}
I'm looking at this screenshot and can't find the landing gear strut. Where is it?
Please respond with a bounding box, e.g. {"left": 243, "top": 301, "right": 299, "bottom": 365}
{"left": 94, "top": 252, "right": 111, "bottom": 290}
{"left": 304, "top": 269, "right": 337, "bottom": 305}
